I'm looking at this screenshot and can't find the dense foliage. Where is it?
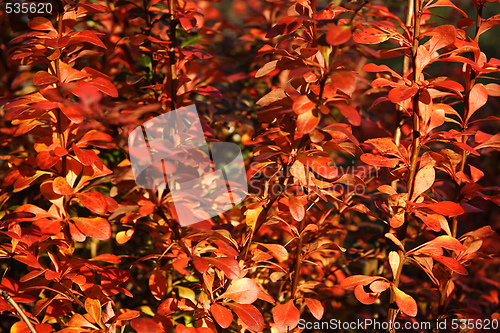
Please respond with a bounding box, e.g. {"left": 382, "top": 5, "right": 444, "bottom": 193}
{"left": 1, "top": 0, "right": 500, "bottom": 332}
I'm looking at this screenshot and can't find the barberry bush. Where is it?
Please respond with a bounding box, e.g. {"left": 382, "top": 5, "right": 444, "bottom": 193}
{"left": 1, "top": 0, "right": 500, "bottom": 332}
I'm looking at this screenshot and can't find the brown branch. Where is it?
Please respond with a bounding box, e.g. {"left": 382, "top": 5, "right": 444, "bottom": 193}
{"left": 387, "top": 0, "right": 422, "bottom": 330}
{"left": 1, "top": 289, "right": 37, "bottom": 333}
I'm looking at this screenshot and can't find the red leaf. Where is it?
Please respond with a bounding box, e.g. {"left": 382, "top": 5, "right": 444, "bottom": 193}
{"left": 428, "top": 25, "right": 456, "bottom": 54}
{"left": 366, "top": 138, "right": 400, "bottom": 154}
{"left": 288, "top": 196, "right": 305, "bottom": 221}
{"left": 28, "top": 17, "right": 56, "bottom": 32}
{"left": 353, "top": 27, "right": 390, "bottom": 44}
{"left": 411, "top": 165, "right": 435, "bottom": 200}
{"left": 219, "top": 278, "right": 260, "bottom": 304}
{"left": 293, "top": 95, "right": 315, "bottom": 115}
{"left": 59, "top": 62, "right": 90, "bottom": 83}
{"left": 255, "top": 60, "right": 278, "bottom": 78}
{"left": 205, "top": 257, "right": 241, "bottom": 280}
{"left": 70, "top": 30, "right": 107, "bottom": 49}
{"left": 326, "top": 24, "right": 352, "bottom": 46}
{"left": 272, "top": 300, "right": 300, "bottom": 332}
{"left": 258, "top": 243, "right": 288, "bottom": 258}
{"left": 59, "top": 104, "right": 84, "bottom": 124}
{"left": 427, "top": 201, "right": 464, "bottom": 216}
{"left": 149, "top": 271, "right": 167, "bottom": 301}
{"left": 72, "top": 217, "right": 111, "bottom": 240}
{"left": 354, "top": 284, "right": 379, "bottom": 305}
{"left": 433, "top": 256, "right": 468, "bottom": 275}
{"left": 227, "top": 303, "right": 264, "bottom": 332}
{"left": 388, "top": 86, "right": 419, "bottom": 103}
{"left": 304, "top": 298, "right": 324, "bottom": 320}
{"left": 53, "top": 176, "right": 73, "bottom": 195}
{"left": 131, "top": 317, "right": 162, "bottom": 333}
{"left": 466, "top": 83, "right": 488, "bottom": 122}
{"left": 85, "top": 298, "right": 102, "bottom": 326}
{"left": 33, "top": 71, "right": 58, "bottom": 86}
{"left": 430, "top": 235, "right": 466, "bottom": 251}
{"left": 266, "top": 16, "right": 303, "bottom": 38}
{"left": 393, "top": 287, "right": 418, "bottom": 317}
{"left": 336, "top": 104, "right": 361, "bottom": 126}
{"left": 340, "top": 275, "right": 384, "bottom": 289}
{"left": 193, "top": 86, "right": 223, "bottom": 100}
{"left": 296, "top": 109, "right": 320, "bottom": 134}
{"left": 76, "top": 192, "right": 108, "bottom": 215}
{"left": 469, "top": 165, "right": 484, "bottom": 183}
{"left": 89, "top": 77, "right": 119, "bottom": 97}
{"left": 210, "top": 303, "right": 233, "bottom": 329}
{"left": 360, "top": 153, "right": 399, "bottom": 168}
{"left": 256, "top": 89, "right": 288, "bottom": 106}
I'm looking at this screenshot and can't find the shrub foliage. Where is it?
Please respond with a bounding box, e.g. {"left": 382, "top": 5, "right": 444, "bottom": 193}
{"left": 1, "top": 0, "right": 500, "bottom": 332}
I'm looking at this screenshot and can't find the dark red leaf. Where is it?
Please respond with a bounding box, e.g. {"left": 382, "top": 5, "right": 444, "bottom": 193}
{"left": 266, "top": 16, "right": 303, "bottom": 38}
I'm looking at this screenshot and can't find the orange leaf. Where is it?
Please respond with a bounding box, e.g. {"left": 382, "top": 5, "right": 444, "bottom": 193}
{"left": 360, "top": 153, "right": 399, "bottom": 168}
{"left": 326, "top": 24, "right": 352, "bottom": 46}
{"left": 219, "top": 278, "right": 260, "bottom": 304}
{"left": 33, "top": 71, "right": 58, "bottom": 86}
{"left": 340, "top": 275, "right": 384, "bottom": 289}
{"left": 53, "top": 176, "right": 73, "bottom": 195}
{"left": 273, "top": 300, "right": 300, "bottom": 332}
{"left": 296, "top": 109, "right": 320, "bottom": 134}
{"left": 288, "top": 196, "right": 305, "bottom": 221}
{"left": 393, "top": 287, "right": 418, "bottom": 317}
{"left": 72, "top": 217, "right": 111, "bottom": 240}
{"left": 205, "top": 257, "right": 241, "bottom": 280}
{"left": 466, "top": 83, "right": 488, "bottom": 122}
{"left": 76, "top": 192, "right": 108, "bottom": 215}
{"left": 89, "top": 77, "right": 119, "bottom": 97}
{"left": 210, "top": 303, "right": 233, "bottom": 329}
{"left": 411, "top": 165, "right": 435, "bottom": 200}
{"left": 427, "top": 201, "right": 464, "bottom": 216}
{"left": 305, "top": 298, "right": 324, "bottom": 320}
{"left": 433, "top": 256, "right": 468, "bottom": 275}
{"left": 293, "top": 95, "right": 315, "bottom": 115}
{"left": 85, "top": 298, "right": 102, "bottom": 326}
{"left": 227, "top": 303, "right": 264, "bottom": 332}
{"left": 130, "top": 317, "right": 162, "bottom": 333}
{"left": 354, "top": 284, "right": 379, "bottom": 304}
